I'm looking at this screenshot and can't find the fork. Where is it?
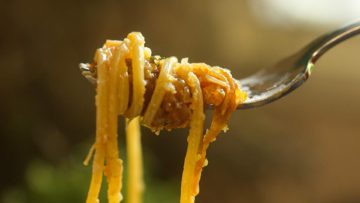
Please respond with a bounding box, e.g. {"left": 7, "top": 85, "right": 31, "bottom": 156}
{"left": 238, "top": 21, "right": 360, "bottom": 109}
{"left": 80, "top": 21, "right": 360, "bottom": 109}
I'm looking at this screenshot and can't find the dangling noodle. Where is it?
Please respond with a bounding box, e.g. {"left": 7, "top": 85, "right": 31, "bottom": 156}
{"left": 126, "top": 117, "right": 144, "bottom": 203}
{"left": 81, "top": 32, "right": 247, "bottom": 203}
{"left": 179, "top": 70, "right": 205, "bottom": 203}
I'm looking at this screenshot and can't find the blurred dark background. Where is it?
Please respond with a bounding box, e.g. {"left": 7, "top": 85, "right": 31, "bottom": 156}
{"left": 1, "top": 0, "right": 360, "bottom": 203}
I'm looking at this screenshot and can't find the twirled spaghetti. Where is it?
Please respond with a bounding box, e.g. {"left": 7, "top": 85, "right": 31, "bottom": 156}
{"left": 82, "top": 32, "right": 247, "bottom": 203}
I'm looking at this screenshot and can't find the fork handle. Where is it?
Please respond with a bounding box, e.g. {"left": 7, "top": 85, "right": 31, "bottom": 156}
{"left": 307, "top": 21, "right": 360, "bottom": 63}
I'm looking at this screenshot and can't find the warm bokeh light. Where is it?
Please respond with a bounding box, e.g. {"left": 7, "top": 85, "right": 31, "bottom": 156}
{"left": 250, "top": 0, "right": 360, "bottom": 27}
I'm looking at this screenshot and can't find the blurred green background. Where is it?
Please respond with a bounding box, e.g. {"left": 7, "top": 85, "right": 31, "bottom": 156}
{"left": 1, "top": 0, "right": 360, "bottom": 203}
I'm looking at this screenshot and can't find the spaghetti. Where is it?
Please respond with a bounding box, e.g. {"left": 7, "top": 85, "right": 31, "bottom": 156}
{"left": 82, "top": 32, "right": 247, "bottom": 203}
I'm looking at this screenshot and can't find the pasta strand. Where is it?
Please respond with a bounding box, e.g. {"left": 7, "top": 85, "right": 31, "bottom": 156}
{"left": 179, "top": 71, "right": 205, "bottom": 203}
{"left": 126, "top": 117, "right": 144, "bottom": 203}
{"left": 143, "top": 57, "right": 176, "bottom": 126}
{"left": 105, "top": 40, "right": 124, "bottom": 203}
{"left": 86, "top": 52, "right": 109, "bottom": 203}
{"left": 126, "top": 33, "right": 146, "bottom": 118}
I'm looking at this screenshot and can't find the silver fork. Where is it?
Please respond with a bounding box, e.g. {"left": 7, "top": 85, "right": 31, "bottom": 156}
{"left": 238, "top": 21, "right": 360, "bottom": 109}
{"left": 80, "top": 21, "right": 360, "bottom": 109}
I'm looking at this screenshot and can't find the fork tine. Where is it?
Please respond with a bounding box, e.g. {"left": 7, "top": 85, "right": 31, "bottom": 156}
{"left": 79, "top": 63, "right": 97, "bottom": 85}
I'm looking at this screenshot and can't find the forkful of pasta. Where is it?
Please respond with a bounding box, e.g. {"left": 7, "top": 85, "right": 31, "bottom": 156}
{"left": 81, "top": 21, "right": 360, "bottom": 110}
{"left": 78, "top": 21, "right": 360, "bottom": 203}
